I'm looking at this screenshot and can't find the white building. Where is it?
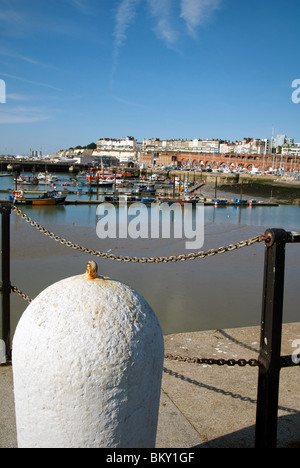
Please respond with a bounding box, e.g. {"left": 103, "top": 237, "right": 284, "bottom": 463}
{"left": 97, "top": 137, "right": 137, "bottom": 151}
{"left": 271, "top": 135, "right": 294, "bottom": 152}
{"left": 261, "top": 139, "right": 271, "bottom": 154}
{"left": 219, "top": 143, "right": 235, "bottom": 154}
{"left": 96, "top": 137, "right": 137, "bottom": 164}
{"left": 234, "top": 139, "right": 268, "bottom": 155}
{"left": 142, "top": 138, "right": 220, "bottom": 153}
{"left": 281, "top": 143, "right": 300, "bottom": 157}
{"left": 194, "top": 139, "right": 220, "bottom": 153}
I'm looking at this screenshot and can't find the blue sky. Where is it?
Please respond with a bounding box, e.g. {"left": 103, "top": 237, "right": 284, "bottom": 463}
{"left": 0, "top": 0, "right": 300, "bottom": 155}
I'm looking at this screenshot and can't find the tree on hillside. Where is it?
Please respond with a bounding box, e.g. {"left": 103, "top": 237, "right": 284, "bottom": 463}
{"left": 86, "top": 142, "right": 97, "bottom": 149}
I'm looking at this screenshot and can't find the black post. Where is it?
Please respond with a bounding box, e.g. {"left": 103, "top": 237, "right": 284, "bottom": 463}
{"left": 255, "top": 228, "right": 289, "bottom": 448}
{"left": 0, "top": 201, "right": 12, "bottom": 362}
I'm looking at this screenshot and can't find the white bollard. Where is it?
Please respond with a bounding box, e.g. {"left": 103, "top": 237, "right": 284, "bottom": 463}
{"left": 13, "top": 262, "right": 164, "bottom": 448}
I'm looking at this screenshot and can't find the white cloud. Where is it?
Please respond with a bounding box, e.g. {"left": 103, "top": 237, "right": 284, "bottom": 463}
{"left": 66, "top": 0, "right": 93, "bottom": 15}
{"left": 110, "top": 93, "right": 145, "bottom": 108}
{"left": 6, "top": 93, "right": 31, "bottom": 102}
{"left": 0, "top": 107, "right": 51, "bottom": 124}
{"left": 113, "top": 0, "right": 141, "bottom": 49}
{"left": 0, "top": 9, "right": 23, "bottom": 26}
{"left": 180, "top": 0, "right": 223, "bottom": 37}
{"left": 111, "top": 0, "right": 141, "bottom": 87}
{"left": 147, "top": 0, "right": 178, "bottom": 48}
{"left": 0, "top": 5, "right": 31, "bottom": 37}
{"left": 110, "top": 0, "right": 224, "bottom": 83}
{"left": 0, "top": 73, "right": 62, "bottom": 92}
{"left": 0, "top": 47, "right": 59, "bottom": 70}
{"left": 0, "top": 115, "right": 49, "bottom": 124}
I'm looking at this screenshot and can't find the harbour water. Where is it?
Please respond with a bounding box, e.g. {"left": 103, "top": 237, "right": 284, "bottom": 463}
{"left": 1, "top": 173, "right": 300, "bottom": 336}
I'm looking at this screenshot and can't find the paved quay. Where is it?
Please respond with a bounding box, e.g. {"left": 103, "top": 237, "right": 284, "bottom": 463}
{"left": 1, "top": 323, "right": 300, "bottom": 449}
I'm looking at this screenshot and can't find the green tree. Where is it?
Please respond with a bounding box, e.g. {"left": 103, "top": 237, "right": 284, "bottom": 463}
{"left": 86, "top": 142, "right": 97, "bottom": 150}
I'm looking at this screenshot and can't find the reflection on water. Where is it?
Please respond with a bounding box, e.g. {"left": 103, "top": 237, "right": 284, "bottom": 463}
{"left": 1, "top": 173, "right": 300, "bottom": 336}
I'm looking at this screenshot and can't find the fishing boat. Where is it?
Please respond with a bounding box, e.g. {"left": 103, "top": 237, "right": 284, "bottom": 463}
{"left": 86, "top": 166, "right": 134, "bottom": 185}
{"left": 131, "top": 184, "right": 156, "bottom": 195}
{"left": 87, "top": 177, "right": 115, "bottom": 187}
{"left": 12, "top": 190, "right": 66, "bottom": 206}
{"left": 14, "top": 175, "right": 39, "bottom": 185}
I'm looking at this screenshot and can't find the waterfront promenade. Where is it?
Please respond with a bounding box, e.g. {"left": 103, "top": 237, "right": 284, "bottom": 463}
{"left": 1, "top": 323, "right": 299, "bottom": 449}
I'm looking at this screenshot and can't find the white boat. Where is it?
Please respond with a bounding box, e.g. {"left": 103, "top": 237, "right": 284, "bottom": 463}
{"left": 38, "top": 172, "right": 58, "bottom": 183}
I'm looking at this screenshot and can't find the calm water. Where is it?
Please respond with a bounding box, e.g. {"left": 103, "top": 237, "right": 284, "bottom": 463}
{"left": 1, "top": 173, "right": 300, "bottom": 336}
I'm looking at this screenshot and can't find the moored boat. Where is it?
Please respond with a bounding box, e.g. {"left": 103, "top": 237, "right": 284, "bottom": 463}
{"left": 37, "top": 172, "right": 59, "bottom": 183}
{"left": 14, "top": 175, "right": 39, "bottom": 186}
{"left": 89, "top": 178, "right": 114, "bottom": 187}
{"left": 86, "top": 168, "right": 134, "bottom": 185}
{"left": 12, "top": 190, "right": 66, "bottom": 206}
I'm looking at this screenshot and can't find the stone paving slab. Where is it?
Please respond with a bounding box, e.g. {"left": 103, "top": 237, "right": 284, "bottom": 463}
{"left": 157, "top": 323, "right": 300, "bottom": 448}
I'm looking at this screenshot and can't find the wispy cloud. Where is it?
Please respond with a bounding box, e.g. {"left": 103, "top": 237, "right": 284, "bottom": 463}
{"left": 111, "top": 0, "right": 141, "bottom": 87}
{"left": 110, "top": 0, "right": 224, "bottom": 84}
{"left": 110, "top": 93, "right": 144, "bottom": 108}
{"left": 0, "top": 73, "right": 62, "bottom": 92}
{"left": 180, "top": 0, "right": 223, "bottom": 37}
{"left": 65, "top": 0, "right": 93, "bottom": 15}
{"left": 147, "top": 0, "right": 178, "bottom": 48}
{"left": 0, "top": 47, "right": 59, "bottom": 70}
{"left": 0, "top": 4, "right": 31, "bottom": 37}
{"left": 0, "top": 106, "right": 51, "bottom": 124}
{"left": 113, "top": 0, "right": 141, "bottom": 49}
{"left": 0, "top": 8, "right": 24, "bottom": 26}
{"left": 6, "top": 93, "right": 32, "bottom": 102}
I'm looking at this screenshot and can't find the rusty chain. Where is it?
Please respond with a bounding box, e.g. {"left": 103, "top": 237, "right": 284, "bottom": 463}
{"left": 12, "top": 205, "right": 267, "bottom": 264}
{"left": 164, "top": 353, "right": 259, "bottom": 367}
{"left": 11, "top": 285, "right": 32, "bottom": 304}
{"left": 11, "top": 206, "right": 266, "bottom": 367}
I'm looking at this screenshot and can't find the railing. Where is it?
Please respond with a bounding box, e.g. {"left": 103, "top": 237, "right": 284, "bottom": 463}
{"left": 0, "top": 202, "right": 11, "bottom": 364}
{"left": 255, "top": 228, "right": 300, "bottom": 448}
{"left": 1, "top": 200, "right": 299, "bottom": 448}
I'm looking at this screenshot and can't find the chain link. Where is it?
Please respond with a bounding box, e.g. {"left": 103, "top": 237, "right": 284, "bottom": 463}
{"left": 164, "top": 353, "right": 260, "bottom": 367}
{"left": 11, "top": 206, "right": 267, "bottom": 367}
{"left": 11, "top": 285, "right": 32, "bottom": 304}
{"left": 12, "top": 206, "right": 267, "bottom": 264}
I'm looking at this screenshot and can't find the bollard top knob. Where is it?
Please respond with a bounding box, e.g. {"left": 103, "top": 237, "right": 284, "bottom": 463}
{"left": 85, "top": 261, "right": 98, "bottom": 280}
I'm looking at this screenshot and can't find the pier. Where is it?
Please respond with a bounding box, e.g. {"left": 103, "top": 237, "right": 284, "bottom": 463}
{"left": 0, "top": 158, "right": 86, "bottom": 174}
{"left": 63, "top": 199, "right": 279, "bottom": 207}
{"left": 0, "top": 190, "right": 279, "bottom": 207}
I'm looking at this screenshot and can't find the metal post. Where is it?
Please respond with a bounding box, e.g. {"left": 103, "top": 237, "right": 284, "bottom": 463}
{"left": 0, "top": 201, "right": 12, "bottom": 362}
{"left": 255, "top": 228, "right": 289, "bottom": 448}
